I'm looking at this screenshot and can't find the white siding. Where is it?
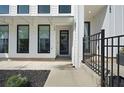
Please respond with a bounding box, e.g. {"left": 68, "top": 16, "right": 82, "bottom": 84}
{"left": 30, "top": 5, "right": 37, "bottom": 15}
{"left": 102, "top": 5, "right": 124, "bottom": 57}
{"left": 10, "top": 5, "right": 17, "bottom": 15}
{"left": 84, "top": 5, "right": 124, "bottom": 57}
{"left": 51, "top": 5, "right": 58, "bottom": 15}
{"left": 102, "top": 5, "right": 124, "bottom": 37}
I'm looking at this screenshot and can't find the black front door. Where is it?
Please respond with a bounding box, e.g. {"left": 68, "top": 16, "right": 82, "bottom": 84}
{"left": 60, "top": 30, "right": 69, "bottom": 55}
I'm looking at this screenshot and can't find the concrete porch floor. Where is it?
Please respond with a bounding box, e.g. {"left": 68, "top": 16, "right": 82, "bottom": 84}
{"left": 0, "top": 59, "right": 100, "bottom": 87}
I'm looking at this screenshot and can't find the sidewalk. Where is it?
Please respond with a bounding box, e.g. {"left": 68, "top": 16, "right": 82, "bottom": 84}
{"left": 44, "top": 63, "right": 100, "bottom": 87}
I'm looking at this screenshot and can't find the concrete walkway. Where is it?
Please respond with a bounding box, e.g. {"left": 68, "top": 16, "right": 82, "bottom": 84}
{"left": 0, "top": 60, "right": 100, "bottom": 87}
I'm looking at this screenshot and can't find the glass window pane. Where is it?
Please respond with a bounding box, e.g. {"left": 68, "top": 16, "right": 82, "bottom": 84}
{"left": 38, "top": 5, "right": 50, "bottom": 13}
{"left": 39, "top": 26, "right": 49, "bottom": 39}
{"left": 84, "top": 22, "right": 90, "bottom": 53}
{"left": 18, "top": 26, "right": 29, "bottom": 39}
{"left": 0, "top": 5, "right": 9, "bottom": 14}
{"left": 0, "top": 25, "right": 9, "bottom": 53}
{"left": 17, "top": 25, "right": 29, "bottom": 53}
{"left": 59, "top": 5, "right": 71, "bottom": 13}
{"left": 17, "top": 5, "right": 29, "bottom": 14}
{"left": 38, "top": 25, "right": 50, "bottom": 53}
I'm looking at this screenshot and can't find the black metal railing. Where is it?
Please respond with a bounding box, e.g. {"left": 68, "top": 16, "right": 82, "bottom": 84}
{"left": 104, "top": 34, "right": 124, "bottom": 87}
{"left": 83, "top": 30, "right": 105, "bottom": 86}
{"left": 83, "top": 29, "right": 124, "bottom": 87}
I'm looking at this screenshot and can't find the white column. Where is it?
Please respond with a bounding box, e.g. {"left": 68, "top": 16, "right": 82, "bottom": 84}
{"left": 72, "top": 5, "right": 84, "bottom": 68}
{"left": 78, "top": 5, "right": 84, "bottom": 67}
{"left": 50, "top": 24, "right": 56, "bottom": 58}
{"left": 29, "top": 19, "right": 37, "bottom": 56}
{"left": 72, "top": 21, "right": 76, "bottom": 66}
{"left": 9, "top": 18, "right": 17, "bottom": 58}
{"left": 72, "top": 6, "right": 77, "bottom": 66}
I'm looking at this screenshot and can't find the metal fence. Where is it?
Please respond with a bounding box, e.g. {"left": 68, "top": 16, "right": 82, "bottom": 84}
{"left": 83, "top": 29, "right": 124, "bottom": 87}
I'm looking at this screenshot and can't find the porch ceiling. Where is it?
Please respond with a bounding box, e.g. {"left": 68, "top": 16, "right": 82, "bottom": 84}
{"left": 84, "top": 5, "right": 106, "bottom": 21}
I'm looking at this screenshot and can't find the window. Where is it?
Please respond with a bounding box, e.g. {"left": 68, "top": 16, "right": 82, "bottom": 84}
{"left": 38, "top": 5, "right": 50, "bottom": 13}
{"left": 17, "top": 25, "right": 29, "bottom": 53}
{"left": 59, "top": 5, "right": 71, "bottom": 13}
{"left": 38, "top": 25, "right": 50, "bottom": 53}
{"left": 84, "top": 22, "right": 90, "bottom": 53}
{"left": 0, "top": 25, "right": 9, "bottom": 53}
{"left": 17, "top": 5, "right": 29, "bottom": 14}
{"left": 0, "top": 5, "right": 9, "bottom": 14}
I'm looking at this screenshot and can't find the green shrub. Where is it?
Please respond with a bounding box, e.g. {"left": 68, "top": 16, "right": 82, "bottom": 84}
{"left": 5, "top": 74, "right": 30, "bottom": 87}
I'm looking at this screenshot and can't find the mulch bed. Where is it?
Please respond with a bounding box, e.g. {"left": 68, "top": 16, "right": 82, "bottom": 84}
{"left": 0, "top": 70, "right": 50, "bottom": 87}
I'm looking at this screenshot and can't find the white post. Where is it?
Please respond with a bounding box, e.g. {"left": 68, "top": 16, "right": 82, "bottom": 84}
{"left": 72, "top": 5, "right": 84, "bottom": 68}
{"left": 78, "top": 5, "right": 84, "bottom": 67}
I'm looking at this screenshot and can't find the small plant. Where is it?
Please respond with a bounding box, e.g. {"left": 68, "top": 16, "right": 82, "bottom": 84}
{"left": 120, "top": 47, "right": 124, "bottom": 54}
{"left": 5, "top": 74, "right": 30, "bottom": 87}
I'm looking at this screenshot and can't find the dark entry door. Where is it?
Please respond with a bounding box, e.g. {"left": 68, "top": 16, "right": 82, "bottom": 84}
{"left": 60, "top": 30, "right": 69, "bottom": 55}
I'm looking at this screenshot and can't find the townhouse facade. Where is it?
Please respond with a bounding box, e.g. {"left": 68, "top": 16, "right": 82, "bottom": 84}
{"left": 0, "top": 5, "right": 83, "bottom": 68}
{"left": 0, "top": 5, "right": 124, "bottom": 68}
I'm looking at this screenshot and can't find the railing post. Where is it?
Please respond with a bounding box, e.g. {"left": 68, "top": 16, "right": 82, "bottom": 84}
{"left": 101, "top": 29, "right": 105, "bottom": 87}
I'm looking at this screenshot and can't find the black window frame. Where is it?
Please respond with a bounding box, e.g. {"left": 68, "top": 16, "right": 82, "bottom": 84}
{"left": 38, "top": 5, "right": 50, "bottom": 14}
{"left": 17, "top": 5, "right": 29, "bottom": 14}
{"left": 17, "top": 25, "right": 29, "bottom": 53}
{"left": 0, "top": 5, "right": 9, "bottom": 14}
{"left": 0, "top": 25, "right": 9, "bottom": 53}
{"left": 59, "top": 5, "right": 71, "bottom": 14}
{"left": 38, "top": 24, "right": 50, "bottom": 53}
{"left": 84, "top": 21, "right": 90, "bottom": 53}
